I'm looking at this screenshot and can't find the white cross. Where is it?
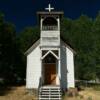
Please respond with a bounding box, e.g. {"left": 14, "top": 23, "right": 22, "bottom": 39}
{"left": 45, "top": 4, "right": 54, "bottom": 12}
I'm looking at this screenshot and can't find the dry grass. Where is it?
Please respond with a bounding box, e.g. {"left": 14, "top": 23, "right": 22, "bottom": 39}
{"left": 0, "top": 86, "right": 100, "bottom": 100}
{"left": 0, "top": 86, "right": 37, "bottom": 100}
{"left": 63, "top": 87, "right": 100, "bottom": 100}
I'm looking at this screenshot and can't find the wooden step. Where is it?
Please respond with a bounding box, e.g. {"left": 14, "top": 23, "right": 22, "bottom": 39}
{"left": 39, "top": 86, "right": 62, "bottom": 100}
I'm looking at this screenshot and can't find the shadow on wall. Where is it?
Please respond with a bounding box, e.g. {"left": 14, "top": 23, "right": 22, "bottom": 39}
{"left": 60, "top": 45, "right": 68, "bottom": 91}
{"left": 39, "top": 77, "right": 43, "bottom": 88}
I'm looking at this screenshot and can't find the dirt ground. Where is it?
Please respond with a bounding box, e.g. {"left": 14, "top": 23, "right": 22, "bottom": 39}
{"left": 0, "top": 86, "right": 100, "bottom": 100}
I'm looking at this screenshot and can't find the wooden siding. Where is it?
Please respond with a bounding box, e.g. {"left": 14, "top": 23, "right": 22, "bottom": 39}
{"left": 41, "top": 31, "right": 60, "bottom": 47}
{"left": 60, "top": 41, "right": 75, "bottom": 90}
{"left": 26, "top": 44, "right": 41, "bottom": 89}
{"left": 66, "top": 47, "right": 75, "bottom": 88}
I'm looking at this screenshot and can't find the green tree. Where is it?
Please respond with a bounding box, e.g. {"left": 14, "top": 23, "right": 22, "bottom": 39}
{"left": 0, "top": 12, "right": 17, "bottom": 84}
{"left": 18, "top": 26, "right": 39, "bottom": 52}
{"left": 61, "top": 15, "right": 98, "bottom": 80}
{"left": 92, "top": 12, "right": 100, "bottom": 80}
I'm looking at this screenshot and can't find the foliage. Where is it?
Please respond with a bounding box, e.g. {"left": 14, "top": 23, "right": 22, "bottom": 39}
{"left": 17, "top": 26, "right": 39, "bottom": 52}
{"left": 0, "top": 12, "right": 25, "bottom": 84}
{"left": 0, "top": 12, "right": 17, "bottom": 84}
{"left": 61, "top": 15, "right": 100, "bottom": 80}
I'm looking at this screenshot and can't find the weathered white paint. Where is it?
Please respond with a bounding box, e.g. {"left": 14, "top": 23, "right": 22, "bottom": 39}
{"left": 57, "top": 18, "right": 60, "bottom": 31}
{"left": 66, "top": 47, "right": 75, "bottom": 88}
{"left": 26, "top": 44, "right": 41, "bottom": 89}
{"left": 40, "top": 18, "right": 43, "bottom": 31}
{"left": 41, "top": 47, "right": 59, "bottom": 50}
{"left": 41, "top": 31, "right": 60, "bottom": 47}
{"left": 41, "top": 31, "right": 60, "bottom": 37}
{"left": 60, "top": 41, "right": 75, "bottom": 90}
{"left": 56, "top": 75, "right": 60, "bottom": 85}
{"left": 58, "top": 48, "right": 61, "bottom": 78}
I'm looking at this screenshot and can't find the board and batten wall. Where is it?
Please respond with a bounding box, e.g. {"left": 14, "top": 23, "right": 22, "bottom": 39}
{"left": 60, "top": 41, "right": 75, "bottom": 90}
{"left": 26, "top": 44, "right": 41, "bottom": 89}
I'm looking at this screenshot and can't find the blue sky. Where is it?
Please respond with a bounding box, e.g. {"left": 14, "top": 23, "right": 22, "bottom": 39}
{"left": 0, "top": 0, "right": 100, "bottom": 32}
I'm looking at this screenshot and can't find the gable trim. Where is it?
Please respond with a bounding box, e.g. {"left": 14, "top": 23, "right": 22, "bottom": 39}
{"left": 41, "top": 50, "right": 59, "bottom": 60}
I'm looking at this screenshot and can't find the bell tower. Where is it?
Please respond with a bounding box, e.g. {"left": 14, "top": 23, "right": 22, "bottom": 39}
{"left": 37, "top": 4, "right": 63, "bottom": 47}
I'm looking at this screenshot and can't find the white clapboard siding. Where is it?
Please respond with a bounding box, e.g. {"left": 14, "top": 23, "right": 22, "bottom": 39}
{"left": 60, "top": 41, "right": 75, "bottom": 90}
{"left": 41, "top": 31, "right": 60, "bottom": 37}
{"left": 41, "top": 31, "right": 60, "bottom": 46}
{"left": 26, "top": 44, "right": 41, "bottom": 89}
{"left": 66, "top": 47, "right": 75, "bottom": 88}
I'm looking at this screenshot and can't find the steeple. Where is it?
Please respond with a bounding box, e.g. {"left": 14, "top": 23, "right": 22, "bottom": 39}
{"left": 37, "top": 4, "right": 63, "bottom": 47}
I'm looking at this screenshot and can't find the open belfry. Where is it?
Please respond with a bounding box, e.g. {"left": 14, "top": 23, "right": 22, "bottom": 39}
{"left": 25, "top": 4, "right": 75, "bottom": 99}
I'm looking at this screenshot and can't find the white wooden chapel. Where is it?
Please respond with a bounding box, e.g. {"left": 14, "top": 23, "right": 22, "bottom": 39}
{"left": 25, "top": 4, "right": 75, "bottom": 98}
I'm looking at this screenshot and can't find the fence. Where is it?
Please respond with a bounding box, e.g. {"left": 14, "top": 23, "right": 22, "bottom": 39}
{"left": 75, "top": 80, "right": 100, "bottom": 87}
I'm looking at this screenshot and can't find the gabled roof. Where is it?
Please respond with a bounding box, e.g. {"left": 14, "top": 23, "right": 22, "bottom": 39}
{"left": 24, "top": 38, "right": 76, "bottom": 55}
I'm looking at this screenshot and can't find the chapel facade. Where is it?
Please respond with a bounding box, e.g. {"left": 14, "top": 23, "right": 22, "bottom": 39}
{"left": 25, "top": 4, "right": 75, "bottom": 99}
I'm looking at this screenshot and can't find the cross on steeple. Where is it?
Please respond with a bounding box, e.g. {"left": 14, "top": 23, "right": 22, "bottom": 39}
{"left": 45, "top": 4, "right": 54, "bottom": 12}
